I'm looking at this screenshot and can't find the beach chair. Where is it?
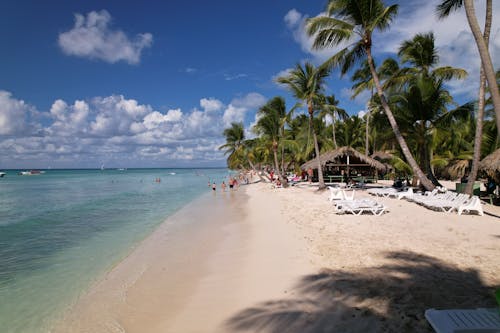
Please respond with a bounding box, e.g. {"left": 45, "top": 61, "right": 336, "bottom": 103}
{"left": 457, "top": 196, "right": 484, "bottom": 216}
{"left": 336, "top": 199, "right": 386, "bottom": 216}
{"left": 341, "top": 189, "right": 355, "bottom": 200}
{"left": 328, "top": 186, "right": 344, "bottom": 202}
{"left": 425, "top": 308, "right": 500, "bottom": 333}
{"left": 396, "top": 187, "right": 413, "bottom": 200}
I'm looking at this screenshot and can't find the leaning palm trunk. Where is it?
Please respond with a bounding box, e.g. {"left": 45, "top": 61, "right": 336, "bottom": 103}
{"left": 466, "top": 0, "right": 492, "bottom": 195}
{"left": 366, "top": 47, "right": 435, "bottom": 190}
{"left": 247, "top": 157, "right": 267, "bottom": 183}
{"left": 465, "top": 0, "right": 500, "bottom": 138}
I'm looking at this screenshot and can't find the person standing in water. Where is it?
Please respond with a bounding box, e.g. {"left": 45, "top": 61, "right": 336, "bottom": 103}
{"left": 212, "top": 182, "right": 216, "bottom": 192}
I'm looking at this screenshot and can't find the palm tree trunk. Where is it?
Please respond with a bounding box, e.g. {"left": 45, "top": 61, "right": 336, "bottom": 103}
{"left": 365, "top": 110, "right": 370, "bottom": 155}
{"left": 366, "top": 47, "right": 435, "bottom": 191}
{"left": 332, "top": 116, "right": 338, "bottom": 149}
{"left": 273, "top": 144, "right": 287, "bottom": 187}
{"left": 464, "top": 0, "right": 500, "bottom": 138}
{"left": 308, "top": 103, "right": 325, "bottom": 189}
{"left": 466, "top": 0, "right": 491, "bottom": 195}
{"left": 247, "top": 158, "right": 267, "bottom": 183}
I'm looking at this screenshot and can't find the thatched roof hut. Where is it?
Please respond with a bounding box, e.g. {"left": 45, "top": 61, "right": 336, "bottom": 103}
{"left": 479, "top": 148, "right": 500, "bottom": 183}
{"left": 301, "top": 146, "right": 387, "bottom": 172}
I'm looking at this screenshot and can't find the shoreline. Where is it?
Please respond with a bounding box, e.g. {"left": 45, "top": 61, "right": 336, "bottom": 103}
{"left": 52, "top": 189, "right": 250, "bottom": 332}
{"left": 53, "top": 180, "right": 500, "bottom": 332}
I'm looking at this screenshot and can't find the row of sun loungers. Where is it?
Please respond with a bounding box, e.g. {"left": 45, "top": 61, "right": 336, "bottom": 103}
{"left": 367, "top": 186, "right": 484, "bottom": 216}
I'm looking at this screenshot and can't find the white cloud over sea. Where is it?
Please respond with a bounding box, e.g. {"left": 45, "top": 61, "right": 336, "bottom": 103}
{"left": 284, "top": 1, "right": 500, "bottom": 101}
{"left": 58, "top": 10, "right": 153, "bottom": 64}
{"left": 0, "top": 90, "right": 266, "bottom": 168}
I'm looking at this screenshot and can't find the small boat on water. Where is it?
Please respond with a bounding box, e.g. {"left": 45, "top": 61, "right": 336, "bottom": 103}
{"left": 18, "top": 170, "right": 45, "bottom": 176}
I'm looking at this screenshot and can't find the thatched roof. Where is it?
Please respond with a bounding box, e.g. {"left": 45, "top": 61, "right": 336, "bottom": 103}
{"left": 478, "top": 148, "right": 500, "bottom": 182}
{"left": 447, "top": 159, "right": 469, "bottom": 180}
{"left": 301, "top": 146, "right": 387, "bottom": 171}
{"left": 371, "top": 151, "right": 394, "bottom": 161}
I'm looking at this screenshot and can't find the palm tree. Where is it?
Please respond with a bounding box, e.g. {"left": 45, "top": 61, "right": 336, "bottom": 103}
{"left": 437, "top": 0, "right": 500, "bottom": 137}
{"left": 276, "top": 63, "right": 330, "bottom": 189}
{"left": 336, "top": 115, "right": 365, "bottom": 149}
{"left": 219, "top": 122, "right": 266, "bottom": 182}
{"left": 396, "top": 32, "right": 467, "bottom": 83}
{"left": 254, "top": 96, "right": 289, "bottom": 187}
{"left": 307, "top": 0, "right": 435, "bottom": 190}
{"left": 317, "top": 94, "right": 348, "bottom": 149}
{"left": 391, "top": 74, "right": 473, "bottom": 185}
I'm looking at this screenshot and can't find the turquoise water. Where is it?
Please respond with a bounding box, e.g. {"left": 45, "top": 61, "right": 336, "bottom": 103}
{"left": 0, "top": 168, "right": 230, "bottom": 333}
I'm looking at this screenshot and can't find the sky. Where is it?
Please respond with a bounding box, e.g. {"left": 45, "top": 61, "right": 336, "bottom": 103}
{"left": 0, "top": 0, "right": 499, "bottom": 169}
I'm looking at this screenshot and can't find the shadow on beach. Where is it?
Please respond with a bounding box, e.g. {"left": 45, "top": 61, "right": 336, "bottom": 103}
{"left": 225, "top": 251, "right": 498, "bottom": 333}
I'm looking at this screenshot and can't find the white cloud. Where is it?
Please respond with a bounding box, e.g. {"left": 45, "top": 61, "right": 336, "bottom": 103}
{"left": 200, "top": 98, "right": 224, "bottom": 113}
{"left": 284, "top": 9, "right": 302, "bottom": 28}
{"left": 222, "top": 104, "right": 246, "bottom": 127}
{"left": 231, "top": 92, "right": 266, "bottom": 109}
{"left": 0, "top": 91, "right": 35, "bottom": 136}
{"left": 222, "top": 93, "right": 266, "bottom": 128}
{"left": 58, "top": 10, "right": 153, "bottom": 64}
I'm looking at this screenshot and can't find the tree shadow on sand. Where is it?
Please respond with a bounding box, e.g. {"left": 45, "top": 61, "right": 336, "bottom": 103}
{"left": 225, "top": 251, "right": 498, "bottom": 332}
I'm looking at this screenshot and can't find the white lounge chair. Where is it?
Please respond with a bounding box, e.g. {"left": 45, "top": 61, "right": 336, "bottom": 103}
{"left": 367, "top": 187, "right": 398, "bottom": 197}
{"left": 457, "top": 196, "right": 484, "bottom": 216}
{"left": 425, "top": 308, "right": 500, "bottom": 333}
{"left": 328, "top": 186, "right": 344, "bottom": 202}
{"left": 336, "top": 199, "right": 386, "bottom": 216}
{"left": 396, "top": 187, "right": 413, "bottom": 200}
{"left": 342, "top": 189, "right": 355, "bottom": 200}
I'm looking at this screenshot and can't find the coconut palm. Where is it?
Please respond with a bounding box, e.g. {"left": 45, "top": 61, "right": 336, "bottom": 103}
{"left": 276, "top": 63, "right": 330, "bottom": 189}
{"left": 307, "top": 0, "right": 435, "bottom": 190}
{"left": 336, "top": 115, "right": 365, "bottom": 149}
{"left": 437, "top": 0, "right": 500, "bottom": 137}
{"left": 317, "top": 94, "right": 348, "bottom": 149}
{"left": 396, "top": 32, "right": 467, "bottom": 83}
{"left": 254, "top": 96, "right": 289, "bottom": 187}
{"left": 391, "top": 73, "right": 473, "bottom": 185}
{"left": 219, "top": 122, "right": 266, "bottom": 182}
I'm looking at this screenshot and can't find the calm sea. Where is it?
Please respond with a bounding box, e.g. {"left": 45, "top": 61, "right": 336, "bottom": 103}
{"left": 0, "top": 168, "right": 230, "bottom": 333}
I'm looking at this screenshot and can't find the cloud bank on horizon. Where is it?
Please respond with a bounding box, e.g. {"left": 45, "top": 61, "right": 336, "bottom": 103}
{"left": 0, "top": 90, "right": 265, "bottom": 168}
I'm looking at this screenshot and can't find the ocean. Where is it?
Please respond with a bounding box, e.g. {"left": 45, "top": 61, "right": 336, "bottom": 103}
{"left": 0, "top": 168, "right": 230, "bottom": 333}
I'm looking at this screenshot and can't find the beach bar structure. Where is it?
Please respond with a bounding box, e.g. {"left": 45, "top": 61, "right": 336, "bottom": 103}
{"left": 301, "top": 146, "right": 387, "bottom": 183}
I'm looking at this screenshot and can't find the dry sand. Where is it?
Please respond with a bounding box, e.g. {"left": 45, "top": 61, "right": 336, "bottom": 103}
{"left": 54, "top": 180, "right": 500, "bottom": 333}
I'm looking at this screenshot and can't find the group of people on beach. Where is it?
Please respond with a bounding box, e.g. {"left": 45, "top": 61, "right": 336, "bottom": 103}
{"left": 210, "top": 176, "right": 238, "bottom": 193}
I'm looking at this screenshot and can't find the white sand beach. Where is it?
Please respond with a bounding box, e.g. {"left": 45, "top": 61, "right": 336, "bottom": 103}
{"left": 54, "top": 180, "right": 500, "bottom": 333}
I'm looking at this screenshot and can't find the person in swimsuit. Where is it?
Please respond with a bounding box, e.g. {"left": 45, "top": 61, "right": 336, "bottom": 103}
{"left": 212, "top": 182, "right": 216, "bottom": 191}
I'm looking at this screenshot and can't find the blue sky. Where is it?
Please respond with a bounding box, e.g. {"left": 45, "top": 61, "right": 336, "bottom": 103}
{"left": 1, "top": 0, "right": 499, "bottom": 168}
